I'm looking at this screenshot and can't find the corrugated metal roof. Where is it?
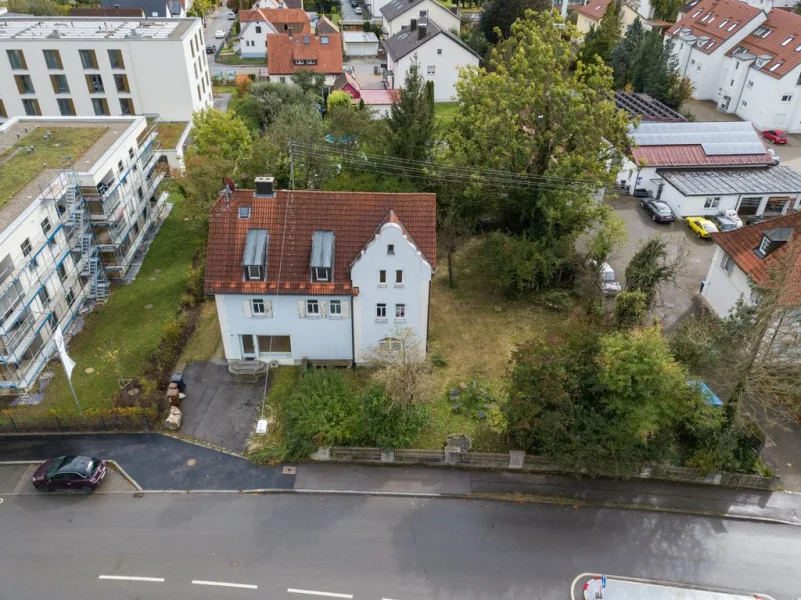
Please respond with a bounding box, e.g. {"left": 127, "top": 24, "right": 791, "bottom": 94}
{"left": 632, "top": 121, "right": 764, "bottom": 150}
{"left": 658, "top": 166, "right": 801, "bottom": 195}
{"left": 343, "top": 31, "right": 378, "bottom": 43}
{"left": 242, "top": 229, "right": 269, "bottom": 267}
{"left": 310, "top": 230, "right": 334, "bottom": 268}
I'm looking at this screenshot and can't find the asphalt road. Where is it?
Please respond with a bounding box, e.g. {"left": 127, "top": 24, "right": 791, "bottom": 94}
{"left": 0, "top": 493, "right": 798, "bottom": 600}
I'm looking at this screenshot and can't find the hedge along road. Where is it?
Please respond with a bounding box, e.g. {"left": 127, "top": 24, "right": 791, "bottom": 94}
{"left": 0, "top": 433, "right": 294, "bottom": 490}
{"left": 0, "top": 493, "right": 799, "bottom": 600}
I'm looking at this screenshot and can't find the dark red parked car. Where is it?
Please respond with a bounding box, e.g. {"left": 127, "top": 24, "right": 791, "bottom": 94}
{"left": 32, "top": 455, "right": 107, "bottom": 494}
{"left": 762, "top": 129, "right": 788, "bottom": 144}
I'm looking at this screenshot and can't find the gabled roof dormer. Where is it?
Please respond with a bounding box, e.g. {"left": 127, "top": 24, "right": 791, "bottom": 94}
{"left": 755, "top": 228, "right": 793, "bottom": 259}
{"left": 243, "top": 229, "right": 269, "bottom": 281}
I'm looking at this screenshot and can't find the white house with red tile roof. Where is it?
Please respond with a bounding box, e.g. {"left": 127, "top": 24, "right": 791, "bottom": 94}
{"left": 702, "top": 210, "right": 801, "bottom": 318}
{"left": 715, "top": 9, "right": 801, "bottom": 132}
{"left": 575, "top": 0, "right": 658, "bottom": 36}
{"left": 239, "top": 9, "right": 278, "bottom": 59}
{"left": 666, "top": 0, "right": 766, "bottom": 100}
{"left": 205, "top": 179, "right": 436, "bottom": 366}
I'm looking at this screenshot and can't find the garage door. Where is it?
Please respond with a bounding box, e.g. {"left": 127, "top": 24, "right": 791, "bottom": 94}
{"left": 738, "top": 197, "right": 761, "bottom": 216}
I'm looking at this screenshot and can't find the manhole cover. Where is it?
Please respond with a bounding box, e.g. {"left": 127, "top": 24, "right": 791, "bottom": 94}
{"left": 186, "top": 458, "right": 198, "bottom": 467}
{"left": 282, "top": 466, "right": 297, "bottom": 475}
{"left": 84, "top": 367, "right": 95, "bottom": 374}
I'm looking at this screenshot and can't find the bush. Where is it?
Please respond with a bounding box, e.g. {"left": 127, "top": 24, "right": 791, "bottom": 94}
{"left": 359, "top": 385, "right": 426, "bottom": 449}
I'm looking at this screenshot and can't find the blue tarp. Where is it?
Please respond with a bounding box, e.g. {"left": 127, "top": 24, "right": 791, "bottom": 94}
{"left": 688, "top": 380, "right": 723, "bottom": 407}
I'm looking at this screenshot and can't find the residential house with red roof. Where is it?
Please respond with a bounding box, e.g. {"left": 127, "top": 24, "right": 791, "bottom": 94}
{"left": 333, "top": 72, "right": 400, "bottom": 116}
{"left": 267, "top": 28, "right": 343, "bottom": 84}
{"left": 205, "top": 178, "right": 436, "bottom": 366}
{"left": 702, "top": 210, "right": 801, "bottom": 318}
{"left": 239, "top": 9, "right": 278, "bottom": 59}
{"left": 575, "top": 0, "right": 665, "bottom": 36}
{"left": 666, "top": 0, "right": 766, "bottom": 100}
{"left": 616, "top": 120, "right": 801, "bottom": 218}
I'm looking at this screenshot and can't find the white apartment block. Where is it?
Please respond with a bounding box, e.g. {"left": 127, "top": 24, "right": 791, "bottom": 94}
{"left": 0, "top": 17, "right": 213, "bottom": 122}
{"left": 0, "top": 115, "right": 167, "bottom": 393}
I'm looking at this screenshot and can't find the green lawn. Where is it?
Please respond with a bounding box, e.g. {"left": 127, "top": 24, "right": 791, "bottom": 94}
{"left": 178, "top": 301, "right": 222, "bottom": 364}
{"left": 41, "top": 193, "right": 204, "bottom": 413}
{"left": 212, "top": 85, "right": 237, "bottom": 94}
{"left": 0, "top": 127, "right": 107, "bottom": 209}
{"left": 434, "top": 102, "right": 459, "bottom": 122}
{"left": 217, "top": 53, "right": 265, "bottom": 66}
{"left": 156, "top": 122, "right": 189, "bottom": 149}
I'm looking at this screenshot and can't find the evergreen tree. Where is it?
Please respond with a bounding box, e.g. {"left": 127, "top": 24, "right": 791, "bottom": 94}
{"left": 387, "top": 60, "right": 434, "bottom": 162}
{"left": 579, "top": 0, "right": 622, "bottom": 64}
{"left": 610, "top": 18, "right": 644, "bottom": 88}
{"left": 479, "top": 0, "right": 552, "bottom": 44}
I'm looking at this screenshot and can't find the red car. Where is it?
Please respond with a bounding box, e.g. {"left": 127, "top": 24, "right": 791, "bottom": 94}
{"left": 31, "top": 455, "right": 107, "bottom": 493}
{"left": 762, "top": 129, "right": 788, "bottom": 144}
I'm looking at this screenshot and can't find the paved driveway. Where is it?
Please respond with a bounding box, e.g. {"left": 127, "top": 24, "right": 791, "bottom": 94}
{"left": 606, "top": 193, "right": 717, "bottom": 328}
{"left": 180, "top": 361, "right": 266, "bottom": 453}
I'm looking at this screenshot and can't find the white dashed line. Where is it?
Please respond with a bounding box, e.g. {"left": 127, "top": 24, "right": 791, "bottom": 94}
{"left": 192, "top": 580, "right": 258, "bottom": 590}
{"left": 287, "top": 588, "right": 353, "bottom": 598}
{"left": 98, "top": 575, "right": 165, "bottom": 582}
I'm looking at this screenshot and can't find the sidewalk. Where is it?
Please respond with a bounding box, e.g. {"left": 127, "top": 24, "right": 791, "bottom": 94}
{"left": 294, "top": 463, "right": 801, "bottom": 525}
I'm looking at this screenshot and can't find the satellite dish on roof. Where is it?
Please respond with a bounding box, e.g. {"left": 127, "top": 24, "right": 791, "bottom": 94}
{"left": 223, "top": 177, "right": 236, "bottom": 192}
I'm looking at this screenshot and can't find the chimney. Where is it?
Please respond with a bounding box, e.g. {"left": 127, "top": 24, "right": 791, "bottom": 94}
{"left": 410, "top": 18, "right": 417, "bottom": 29}
{"left": 255, "top": 176, "right": 275, "bottom": 197}
{"left": 418, "top": 22, "right": 427, "bottom": 39}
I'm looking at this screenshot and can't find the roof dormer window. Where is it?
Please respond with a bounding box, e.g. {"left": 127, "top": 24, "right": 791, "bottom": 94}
{"left": 310, "top": 230, "right": 334, "bottom": 283}
{"left": 727, "top": 22, "right": 738, "bottom": 31}
{"left": 242, "top": 229, "right": 269, "bottom": 281}
{"left": 782, "top": 36, "right": 795, "bottom": 47}
{"left": 239, "top": 206, "right": 251, "bottom": 219}
{"left": 692, "top": 9, "right": 703, "bottom": 17}
{"left": 755, "top": 227, "right": 793, "bottom": 258}
{"left": 770, "top": 62, "right": 783, "bottom": 72}
{"left": 718, "top": 19, "right": 729, "bottom": 28}
{"left": 752, "top": 26, "right": 772, "bottom": 38}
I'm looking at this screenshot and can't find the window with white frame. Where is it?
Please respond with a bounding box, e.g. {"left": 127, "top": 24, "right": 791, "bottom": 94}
{"left": 395, "top": 303, "right": 405, "bottom": 320}
{"left": 704, "top": 197, "right": 721, "bottom": 208}
{"left": 306, "top": 299, "right": 320, "bottom": 315}
{"left": 246, "top": 265, "right": 262, "bottom": 280}
{"left": 378, "top": 270, "right": 387, "bottom": 285}
{"left": 395, "top": 269, "right": 403, "bottom": 285}
{"left": 379, "top": 337, "right": 402, "bottom": 352}
{"left": 376, "top": 303, "right": 387, "bottom": 319}
{"left": 330, "top": 299, "right": 342, "bottom": 316}
{"left": 427, "top": 65, "right": 435, "bottom": 75}
{"left": 314, "top": 267, "right": 329, "bottom": 282}
{"left": 781, "top": 94, "right": 793, "bottom": 103}
{"left": 239, "top": 207, "right": 250, "bottom": 219}
{"left": 387, "top": 244, "right": 394, "bottom": 255}
{"left": 252, "top": 298, "right": 266, "bottom": 315}
{"left": 758, "top": 236, "right": 771, "bottom": 255}
{"left": 721, "top": 252, "right": 735, "bottom": 275}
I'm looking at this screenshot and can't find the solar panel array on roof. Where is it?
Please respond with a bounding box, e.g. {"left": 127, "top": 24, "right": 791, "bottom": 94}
{"left": 702, "top": 141, "right": 768, "bottom": 155}
{"left": 632, "top": 121, "right": 767, "bottom": 156}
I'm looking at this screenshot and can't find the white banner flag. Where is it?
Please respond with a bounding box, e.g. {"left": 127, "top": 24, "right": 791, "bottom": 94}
{"left": 53, "top": 325, "right": 76, "bottom": 381}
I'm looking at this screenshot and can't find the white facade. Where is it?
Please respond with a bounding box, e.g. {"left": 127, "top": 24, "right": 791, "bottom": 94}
{"left": 669, "top": 14, "right": 767, "bottom": 101}
{"left": 702, "top": 245, "right": 754, "bottom": 317}
{"left": 717, "top": 57, "right": 801, "bottom": 133}
{"left": 342, "top": 31, "right": 380, "bottom": 57}
{"left": 382, "top": 0, "right": 460, "bottom": 36}
{"left": 0, "top": 17, "right": 213, "bottom": 122}
{"left": 387, "top": 34, "right": 479, "bottom": 102}
{"left": 240, "top": 17, "right": 276, "bottom": 58}
{"left": 657, "top": 181, "right": 801, "bottom": 218}
{"left": 214, "top": 221, "right": 432, "bottom": 365}
{"left": 370, "top": 0, "right": 394, "bottom": 17}
{"left": 0, "top": 115, "right": 167, "bottom": 391}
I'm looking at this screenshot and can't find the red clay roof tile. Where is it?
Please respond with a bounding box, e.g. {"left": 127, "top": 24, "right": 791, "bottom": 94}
{"left": 711, "top": 211, "right": 801, "bottom": 303}
{"left": 205, "top": 189, "right": 437, "bottom": 295}
{"left": 267, "top": 32, "right": 343, "bottom": 75}
{"left": 726, "top": 9, "right": 801, "bottom": 79}
{"left": 632, "top": 145, "right": 773, "bottom": 167}
{"left": 667, "top": 0, "right": 763, "bottom": 55}
{"left": 576, "top": 0, "right": 611, "bottom": 22}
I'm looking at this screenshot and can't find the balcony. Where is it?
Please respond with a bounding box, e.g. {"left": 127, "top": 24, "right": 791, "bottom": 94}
{"left": 0, "top": 309, "right": 50, "bottom": 362}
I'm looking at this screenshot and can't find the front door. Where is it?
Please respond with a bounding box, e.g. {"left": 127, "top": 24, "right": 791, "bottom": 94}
{"left": 240, "top": 334, "right": 256, "bottom": 361}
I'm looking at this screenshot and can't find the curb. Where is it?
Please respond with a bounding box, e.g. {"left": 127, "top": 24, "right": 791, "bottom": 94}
{"left": 157, "top": 431, "right": 248, "bottom": 459}
{"left": 569, "top": 572, "right": 778, "bottom": 600}
{"left": 0, "top": 459, "right": 142, "bottom": 493}
{"left": 108, "top": 460, "right": 143, "bottom": 492}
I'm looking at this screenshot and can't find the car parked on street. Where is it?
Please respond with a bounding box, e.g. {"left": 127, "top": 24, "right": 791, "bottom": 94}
{"left": 32, "top": 455, "right": 107, "bottom": 494}
{"left": 640, "top": 198, "right": 676, "bottom": 223}
{"left": 215, "top": 29, "right": 225, "bottom": 39}
{"left": 227, "top": 10, "right": 236, "bottom": 19}
{"left": 206, "top": 44, "right": 216, "bottom": 54}
{"left": 762, "top": 129, "right": 788, "bottom": 144}
{"left": 685, "top": 216, "right": 719, "bottom": 238}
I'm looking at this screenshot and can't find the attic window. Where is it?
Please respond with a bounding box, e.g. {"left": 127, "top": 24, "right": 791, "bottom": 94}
{"left": 770, "top": 62, "right": 783, "bottom": 72}
{"left": 782, "top": 36, "right": 795, "bottom": 47}
{"left": 705, "top": 40, "right": 715, "bottom": 49}
{"left": 321, "top": 35, "right": 329, "bottom": 44}
{"left": 242, "top": 229, "right": 269, "bottom": 281}
{"left": 718, "top": 19, "right": 729, "bottom": 28}
{"left": 239, "top": 207, "right": 251, "bottom": 219}
{"left": 310, "top": 230, "right": 334, "bottom": 283}
{"left": 755, "top": 227, "right": 793, "bottom": 258}
{"left": 303, "top": 35, "right": 310, "bottom": 44}
{"left": 752, "top": 26, "right": 772, "bottom": 38}
{"left": 758, "top": 236, "right": 771, "bottom": 255}
{"left": 692, "top": 9, "right": 702, "bottom": 17}
{"left": 727, "top": 22, "right": 738, "bottom": 31}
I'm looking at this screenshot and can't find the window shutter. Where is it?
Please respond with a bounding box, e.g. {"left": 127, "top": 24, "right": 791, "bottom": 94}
{"left": 320, "top": 300, "right": 328, "bottom": 318}
{"left": 298, "top": 299, "right": 306, "bottom": 317}
{"left": 342, "top": 300, "right": 350, "bottom": 319}
{"left": 264, "top": 300, "right": 273, "bottom": 318}
{"left": 243, "top": 300, "right": 252, "bottom": 318}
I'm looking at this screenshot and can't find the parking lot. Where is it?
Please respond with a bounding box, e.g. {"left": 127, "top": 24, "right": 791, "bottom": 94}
{"left": 605, "top": 192, "right": 717, "bottom": 329}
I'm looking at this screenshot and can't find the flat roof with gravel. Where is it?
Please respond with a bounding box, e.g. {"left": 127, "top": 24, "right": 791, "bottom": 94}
{"left": 0, "top": 117, "right": 137, "bottom": 230}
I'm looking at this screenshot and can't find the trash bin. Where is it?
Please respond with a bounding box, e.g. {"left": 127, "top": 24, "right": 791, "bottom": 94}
{"left": 170, "top": 373, "right": 186, "bottom": 393}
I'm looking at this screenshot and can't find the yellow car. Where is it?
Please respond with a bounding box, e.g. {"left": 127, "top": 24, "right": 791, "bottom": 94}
{"left": 685, "top": 216, "right": 719, "bottom": 238}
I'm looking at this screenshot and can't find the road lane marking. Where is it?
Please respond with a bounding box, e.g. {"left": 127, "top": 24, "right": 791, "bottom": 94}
{"left": 192, "top": 580, "right": 258, "bottom": 590}
{"left": 287, "top": 589, "right": 353, "bottom": 598}
{"left": 98, "top": 575, "right": 165, "bottom": 582}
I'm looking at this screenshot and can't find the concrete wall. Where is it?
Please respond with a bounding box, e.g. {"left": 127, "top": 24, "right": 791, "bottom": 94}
{"left": 350, "top": 220, "right": 432, "bottom": 362}
{"left": 0, "top": 19, "right": 213, "bottom": 121}
{"left": 702, "top": 245, "right": 752, "bottom": 317}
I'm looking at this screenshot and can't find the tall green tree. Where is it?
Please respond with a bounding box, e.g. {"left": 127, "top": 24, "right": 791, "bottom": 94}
{"left": 291, "top": 70, "right": 326, "bottom": 97}
{"left": 387, "top": 60, "right": 434, "bottom": 162}
{"left": 651, "top": 0, "right": 686, "bottom": 20}
{"left": 629, "top": 31, "right": 692, "bottom": 110}
{"left": 580, "top": 0, "right": 623, "bottom": 64}
{"left": 610, "top": 18, "right": 644, "bottom": 88}
{"left": 190, "top": 108, "right": 253, "bottom": 162}
{"left": 479, "top": 0, "right": 551, "bottom": 44}
{"left": 624, "top": 236, "right": 685, "bottom": 311}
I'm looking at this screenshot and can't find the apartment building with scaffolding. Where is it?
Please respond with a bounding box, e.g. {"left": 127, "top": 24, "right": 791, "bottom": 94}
{"left": 0, "top": 16, "right": 213, "bottom": 122}
{"left": 0, "top": 115, "right": 166, "bottom": 393}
